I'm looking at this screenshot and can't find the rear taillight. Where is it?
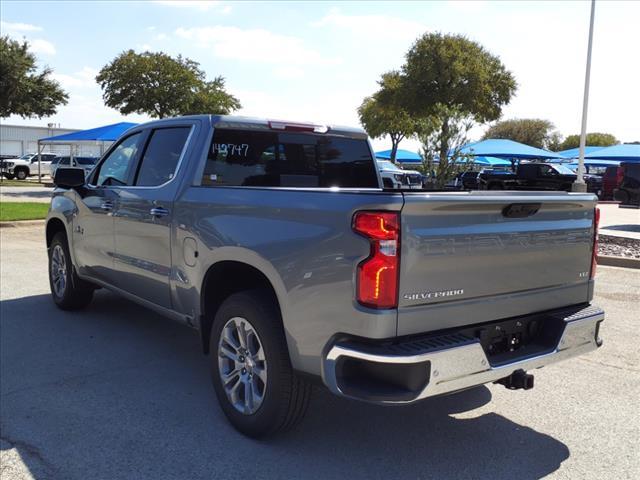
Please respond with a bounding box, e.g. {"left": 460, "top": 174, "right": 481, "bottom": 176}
{"left": 353, "top": 211, "right": 400, "bottom": 309}
{"left": 591, "top": 207, "right": 600, "bottom": 279}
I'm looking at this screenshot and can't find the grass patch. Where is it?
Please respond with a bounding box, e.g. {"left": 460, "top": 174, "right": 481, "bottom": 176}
{"left": 0, "top": 179, "right": 49, "bottom": 187}
{"left": 0, "top": 202, "right": 49, "bottom": 222}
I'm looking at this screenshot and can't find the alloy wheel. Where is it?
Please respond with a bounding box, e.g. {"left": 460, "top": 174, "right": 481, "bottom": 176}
{"left": 217, "top": 317, "right": 268, "bottom": 415}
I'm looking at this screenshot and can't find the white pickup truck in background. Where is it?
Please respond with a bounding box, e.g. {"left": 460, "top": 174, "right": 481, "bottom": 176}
{"left": 0, "top": 153, "right": 57, "bottom": 180}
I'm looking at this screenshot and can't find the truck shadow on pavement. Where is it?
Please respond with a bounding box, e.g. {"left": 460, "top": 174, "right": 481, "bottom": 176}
{"left": 1, "top": 291, "right": 570, "bottom": 480}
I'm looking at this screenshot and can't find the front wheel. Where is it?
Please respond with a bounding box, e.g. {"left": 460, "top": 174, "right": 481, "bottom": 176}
{"left": 49, "top": 232, "right": 94, "bottom": 310}
{"left": 209, "top": 290, "right": 311, "bottom": 438}
{"left": 15, "top": 168, "right": 28, "bottom": 180}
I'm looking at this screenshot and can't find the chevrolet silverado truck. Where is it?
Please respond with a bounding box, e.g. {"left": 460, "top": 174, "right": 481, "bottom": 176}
{"left": 46, "top": 115, "right": 604, "bottom": 438}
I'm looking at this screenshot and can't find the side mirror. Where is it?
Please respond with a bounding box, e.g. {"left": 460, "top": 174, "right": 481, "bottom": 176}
{"left": 54, "top": 168, "right": 86, "bottom": 189}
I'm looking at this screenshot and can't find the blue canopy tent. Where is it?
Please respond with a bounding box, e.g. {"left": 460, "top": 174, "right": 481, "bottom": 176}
{"left": 458, "top": 139, "right": 562, "bottom": 160}
{"left": 37, "top": 122, "right": 138, "bottom": 180}
{"left": 461, "top": 156, "right": 512, "bottom": 167}
{"left": 556, "top": 146, "right": 604, "bottom": 158}
{"left": 584, "top": 144, "right": 640, "bottom": 162}
{"left": 375, "top": 149, "right": 422, "bottom": 163}
{"left": 40, "top": 122, "right": 138, "bottom": 143}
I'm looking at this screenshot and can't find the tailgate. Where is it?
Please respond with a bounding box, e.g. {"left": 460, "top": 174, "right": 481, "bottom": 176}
{"left": 397, "top": 191, "right": 597, "bottom": 336}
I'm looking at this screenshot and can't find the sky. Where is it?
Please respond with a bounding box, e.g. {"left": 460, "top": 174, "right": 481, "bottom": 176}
{"left": 2, "top": 0, "right": 639, "bottom": 152}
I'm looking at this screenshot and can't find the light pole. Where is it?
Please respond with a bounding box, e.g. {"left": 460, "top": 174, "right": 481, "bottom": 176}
{"left": 573, "top": 0, "right": 596, "bottom": 192}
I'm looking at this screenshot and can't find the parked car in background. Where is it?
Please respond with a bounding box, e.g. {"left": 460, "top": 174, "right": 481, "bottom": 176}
{"left": 51, "top": 156, "right": 99, "bottom": 179}
{"left": 377, "top": 160, "right": 423, "bottom": 189}
{"left": 614, "top": 162, "right": 640, "bottom": 207}
{"left": 603, "top": 166, "right": 624, "bottom": 201}
{"left": 479, "top": 163, "right": 602, "bottom": 197}
{"left": 0, "top": 152, "right": 57, "bottom": 180}
{"left": 47, "top": 115, "right": 604, "bottom": 438}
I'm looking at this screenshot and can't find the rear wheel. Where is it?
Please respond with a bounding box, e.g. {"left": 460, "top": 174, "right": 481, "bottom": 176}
{"left": 209, "top": 290, "right": 311, "bottom": 438}
{"left": 49, "top": 232, "right": 94, "bottom": 310}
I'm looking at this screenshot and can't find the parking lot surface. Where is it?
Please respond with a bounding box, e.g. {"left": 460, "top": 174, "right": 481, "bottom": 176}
{"left": 1, "top": 225, "right": 639, "bottom": 480}
{"left": 0, "top": 185, "right": 54, "bottom": 204}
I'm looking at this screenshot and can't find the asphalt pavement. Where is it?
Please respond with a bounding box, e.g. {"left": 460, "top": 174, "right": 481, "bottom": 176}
{"left": 1, "top": 225, "right": 639, "bottom": 480}
{"left": 0, "top": 185, "right": 54, "bottom": 204}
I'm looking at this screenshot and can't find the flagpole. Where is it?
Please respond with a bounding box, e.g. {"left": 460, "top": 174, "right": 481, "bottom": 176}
{"left": 574, "top": 0, "right": 596, "bottom": 192}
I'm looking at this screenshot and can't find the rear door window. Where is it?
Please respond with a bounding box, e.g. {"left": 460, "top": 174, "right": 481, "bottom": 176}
{"left": 201, "top": 129, "right": 378, "bottom": 188}
{"left": 135, "top": 127, "right": 191, "bottom": 187}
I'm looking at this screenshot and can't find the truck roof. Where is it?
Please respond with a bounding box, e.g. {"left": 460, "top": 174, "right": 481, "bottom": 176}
{"left": 130, "top": 115, "right": 368, "bottom": 139}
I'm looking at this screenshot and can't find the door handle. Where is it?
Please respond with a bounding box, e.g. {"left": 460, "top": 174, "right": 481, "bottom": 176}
{"left": 150, "top": 207, "right": 170, "bottom": 217}
{"left": 100, "top": 201, "right": 113, "bottom": 211}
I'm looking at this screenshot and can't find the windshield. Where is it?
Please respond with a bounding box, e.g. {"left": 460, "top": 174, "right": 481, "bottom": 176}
{"left": 377, "top": 160, "right": 403, "bottom": 171}
{"left": 553, "top": 164, "right": 576, "bottom": 175}
{"left": 18, "top": 154, "right": 33, "bottom": 160}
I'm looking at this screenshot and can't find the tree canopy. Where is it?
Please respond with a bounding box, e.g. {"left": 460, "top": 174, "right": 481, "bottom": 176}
{"left": 96, "top": 50, "right": 241, "bottom": 118}
{"left": 0, "top": 36, "right": 68, "bottom": 118}
{"left": 358, "top": 72, "right": 426, "bottom": 163}
{"left": 401, "top": 33, "right": 516, "bottom": 122}
{"left": 399, "top": 33, "right": 516, "bottom": 184}
{"left": 482, "top": 118, "right": 561, "bottom": 150}
{"left": 560, "top": 133, "right": 619, "bottom": 151}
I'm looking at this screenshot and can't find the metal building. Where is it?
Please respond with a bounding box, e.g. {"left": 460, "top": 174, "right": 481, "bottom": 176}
{"left": 0, "top": 124, "right": 102, "bottom": 158}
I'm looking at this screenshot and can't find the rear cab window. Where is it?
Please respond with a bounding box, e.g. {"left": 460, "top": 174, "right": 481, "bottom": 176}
{"left": 201, "top": 129, "right": 378, "bottom": 188}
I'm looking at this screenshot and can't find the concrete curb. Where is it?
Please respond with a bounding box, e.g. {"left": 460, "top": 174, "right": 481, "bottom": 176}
{"left": 0, "top": 219, "right": 46, "bottom": 228}
{"left": 597, "top": 255, "right": 640, "bottom": 269}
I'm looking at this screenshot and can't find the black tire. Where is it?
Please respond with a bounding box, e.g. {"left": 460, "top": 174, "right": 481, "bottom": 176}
{"left": 209, "top": 289, "right": 311, "bottom": 438}
{"left": 49, "top": 232, "right": 94, "bottom": 310}
{"left": 15, "top": 168, "right": 28, "bottom": 180}
{"left": 3, "top": 173, "right": 15, "bottom": 180}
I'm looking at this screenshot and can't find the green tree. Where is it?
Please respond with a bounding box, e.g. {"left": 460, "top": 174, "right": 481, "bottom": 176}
{"left": 0, "top": 36, "right": 68, "bottom": 118}
{"left": 482, "top": 118, "right": 561, "bottom": 150}
{"left": 560, "top": 133, "right": 619, "bottom": 150}
{"left": 96, "top": 50, "right": 241, "bottom": 118}
{"left": 419, "top": 107, "right": 474, "bottom": 188}
{"left": 358, "top": 72, "right": 426, "bottom": 163}
{"left": 399, "top": 33, "right": 517, "bottom": 183}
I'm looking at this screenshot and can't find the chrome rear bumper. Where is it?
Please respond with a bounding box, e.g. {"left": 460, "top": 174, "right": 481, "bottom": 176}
{"left": 322, "top": 305, "right": 604, "bottom": 404}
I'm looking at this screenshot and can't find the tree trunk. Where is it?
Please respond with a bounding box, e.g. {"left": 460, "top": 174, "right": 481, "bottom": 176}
{"left": 390, "top": 139, "right": 399, "bottom": 164}
{"left": 436, "top": 118, "right": 451, "bottom": 188}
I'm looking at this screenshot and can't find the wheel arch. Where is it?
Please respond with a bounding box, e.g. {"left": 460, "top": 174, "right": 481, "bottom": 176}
{"left": 46, "top": 216, "right": 67, "bottom": 247}
{"left": 199, "top": 260, "right": 287, "bottom": 356}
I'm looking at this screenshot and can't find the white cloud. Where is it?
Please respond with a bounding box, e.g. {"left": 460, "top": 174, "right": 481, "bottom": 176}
{"left": 272, "top": 66, "right": 305, "bottom": 79}
{"left": 1, "top": 21, "right": 43, "bottom": 33}
{"left": 29, "top": 38, "right": 56, "bottom": 55}
{"left": 175, "top": 26, "right": 339, "bottom": 66}
{"left": 220, "top": 5, "right": 232, "bottom": 14}
{"left": 154, "top": 33, "right": 168, "bottom": 41}
{"left": 51, "top": 67, "right": 98, "bottom": 89}
{"left": 312, "top": 7, "right": 427, "bottom": 43}
{"left": 153, "top": 1, "right": 222, "bottom": 11}
{"left": 2, "top": 21, "right": 56, "bottom": 55}
{"left": 136, "top": 43, "right": 153, "bottom": 52}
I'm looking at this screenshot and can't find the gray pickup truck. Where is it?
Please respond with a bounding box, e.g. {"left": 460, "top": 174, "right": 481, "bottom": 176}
{"left": 46, "top": 115, "right": 604, "bottom": 437}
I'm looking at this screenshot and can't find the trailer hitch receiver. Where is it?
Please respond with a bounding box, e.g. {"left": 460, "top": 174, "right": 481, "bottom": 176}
{"left": 496, "top": 369, "right": 534, "bottom": 390}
